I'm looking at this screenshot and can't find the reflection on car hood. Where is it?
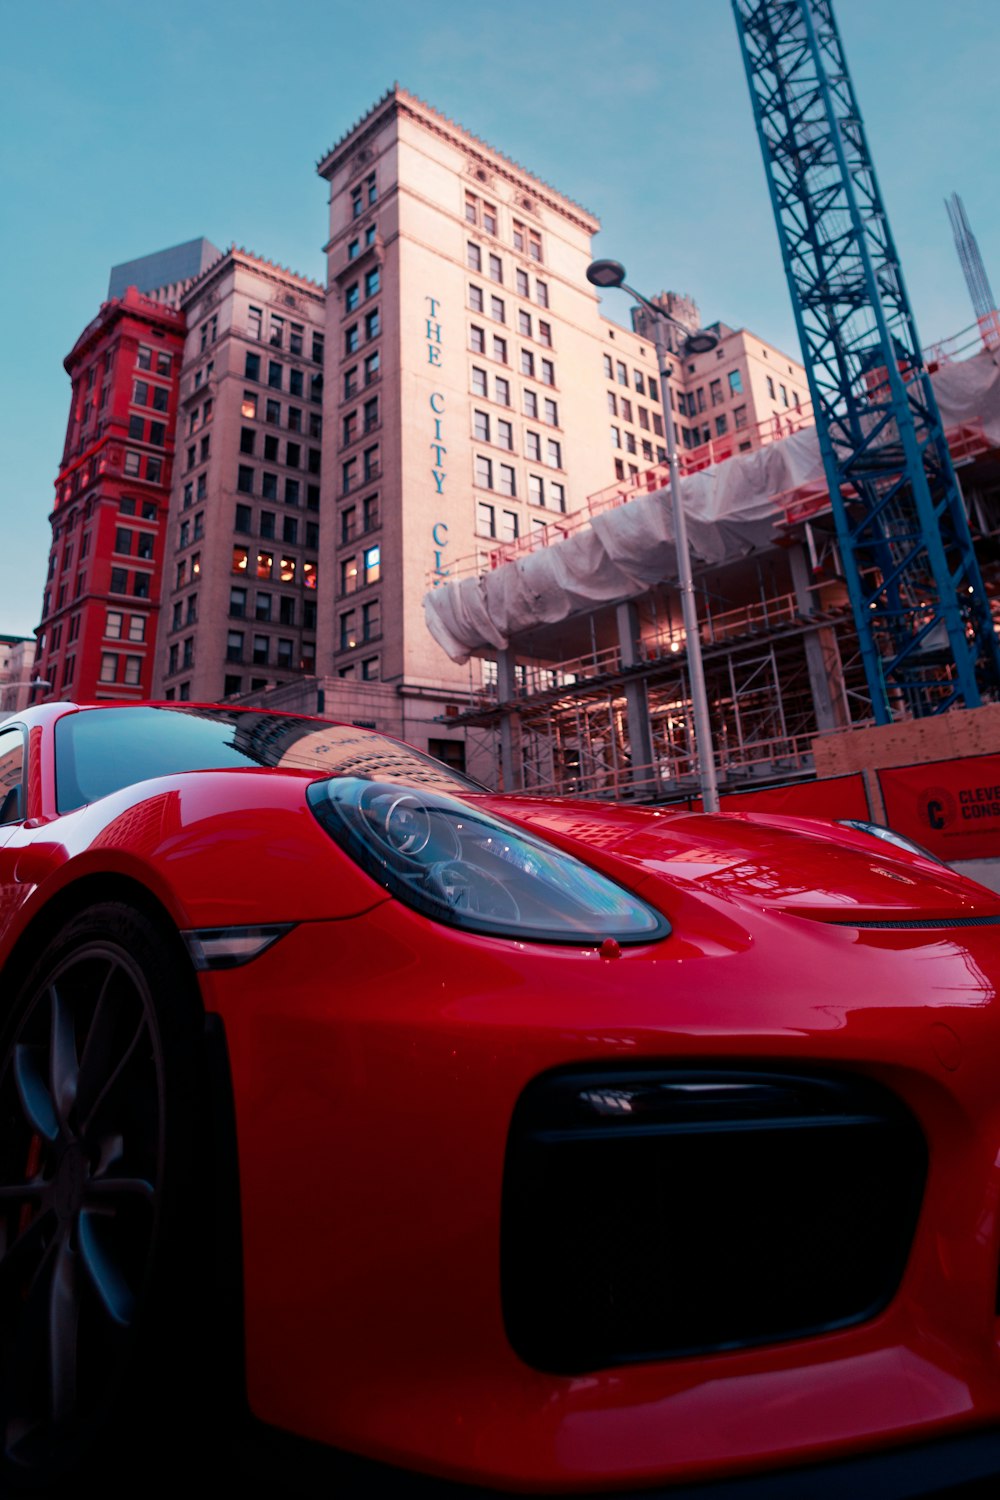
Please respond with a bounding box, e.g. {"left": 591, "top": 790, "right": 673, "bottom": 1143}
{"left": 479, "top": 797, "right": 1000, "bottom": 924}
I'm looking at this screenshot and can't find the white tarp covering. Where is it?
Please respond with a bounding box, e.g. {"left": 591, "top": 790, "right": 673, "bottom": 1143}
{"left": 425, "top": 350, "right": 1000, "bottom": 664}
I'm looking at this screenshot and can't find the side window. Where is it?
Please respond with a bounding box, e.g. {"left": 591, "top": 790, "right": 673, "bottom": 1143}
{"left": 0, "top": 727, "right": 25, "bottom": 824}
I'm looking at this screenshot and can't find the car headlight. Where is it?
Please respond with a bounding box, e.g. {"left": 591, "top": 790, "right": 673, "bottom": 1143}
{"left": 836, "top": 819, "right": 946, "bottom": 865}
{"left": 307, "top": 777, "right": 669, "bottom": 946}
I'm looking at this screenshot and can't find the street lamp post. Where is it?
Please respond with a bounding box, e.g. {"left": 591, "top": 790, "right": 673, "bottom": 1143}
{"left": 586, "top": 259, "right": 721, "bottom": 813}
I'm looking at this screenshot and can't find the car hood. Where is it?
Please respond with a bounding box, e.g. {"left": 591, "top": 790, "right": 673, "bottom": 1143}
{"left": 478, "top": 796, "right": 1000, "bottom": 925}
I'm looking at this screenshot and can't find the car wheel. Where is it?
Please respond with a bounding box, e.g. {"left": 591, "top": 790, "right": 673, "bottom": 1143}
{"left": 0, "top": 901, "right": 202, "bottom": 1490}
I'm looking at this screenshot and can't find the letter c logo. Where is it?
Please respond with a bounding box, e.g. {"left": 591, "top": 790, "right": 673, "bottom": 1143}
{"left": 430, "top": 392, "right": 445, "bottom": 414}
{"left": 432, "top": 522, "right": 449, "bottom": 546}
{"left": 927, "top": 800, "right": 945, "bottom": 830}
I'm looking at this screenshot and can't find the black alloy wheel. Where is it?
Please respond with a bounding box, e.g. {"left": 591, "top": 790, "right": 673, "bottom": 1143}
{"left": 0, "top": 902, "right": 202, "bottom": 1489}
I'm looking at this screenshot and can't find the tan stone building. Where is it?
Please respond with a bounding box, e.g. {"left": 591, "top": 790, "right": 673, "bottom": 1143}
{"left": 154, "top": 248, "right": 325, "bottom": 703}
{"left": 312, "top": 88, "right": 807, "bottom": 767}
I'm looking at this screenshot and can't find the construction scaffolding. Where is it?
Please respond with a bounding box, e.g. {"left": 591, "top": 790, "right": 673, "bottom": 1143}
{"left": 436, "top": 338, "right": 1000, "bottom": 803}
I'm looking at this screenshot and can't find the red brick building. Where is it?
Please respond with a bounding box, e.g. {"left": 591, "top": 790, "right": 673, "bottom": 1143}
{"left": 35, "top": 288, "right": 186, "bottom": 703}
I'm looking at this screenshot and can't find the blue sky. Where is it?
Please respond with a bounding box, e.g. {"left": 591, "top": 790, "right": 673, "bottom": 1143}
{"left": 2, "top": 0, "right": 998, "bottom": 638}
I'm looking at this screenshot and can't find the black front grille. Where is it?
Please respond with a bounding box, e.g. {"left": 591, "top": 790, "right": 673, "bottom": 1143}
{"left": 502, "top": 1067, "right": 926, "bottom": 1374}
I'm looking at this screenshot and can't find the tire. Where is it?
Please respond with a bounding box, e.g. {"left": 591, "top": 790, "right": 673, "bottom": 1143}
{"left": 0, "top": 901, "right": 203, "bottom": 1492}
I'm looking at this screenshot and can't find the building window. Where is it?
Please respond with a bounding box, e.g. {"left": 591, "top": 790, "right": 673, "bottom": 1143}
{"left": 538, "top": 320, "right": 552, "bottom": 348}
{"left": 361, "top": 657, "right": 379, "bottom": 681}
{"left": 467, "top": 242, "right": 482, "bottom": 272}
{"left": 362, "top": 600, "right": 380, "bottom": 641}
{"left": 500, "top": 510, "right": 519, "bottom": 543}
{"left": 364, "top": 351, "right": 379, "bottom": 384}
{"left": 728, "top": 369, "right": 744, "bottom": 395}
{"left": 499, "top": 465, "right": 516, "bottom": 498}
{"left": 518, "top": 309, "right": 532, "bottom": 337}
{"left": 232, "top": 546, "right": 249, "bottom": 575}
{"left": 124, "top": 451, "right": 141, "bottom": 477}
{"left": 341, "top": 556, "right": 358, "bottom": 595}
{"left": 526, "top": 431, "right": 541, "bottom": 461}
{"left": 364, "top": 309, "right": 380, "bottom": 340}
{"left": 245, "top": 353, "right": 261, "bottom": 381}
{"left": 345, "top": 283, "right": 360, "bottom": 314}
{"left": 257, "top": 551, "right": 273, "bottom": 580}
{"left": 237, "top": 466, "right": 254, "bottom": 495}
{"left": 495, "top": 376, "right": 511, "bottom": 406}
{"left": 550, "top": 482, "right": 566, "bottom": 512}
{"left": 491, "top": 295, "right": 505, "bottom": 324}
{"left": 540, "top": 359, "right": 555, "bottom": 386}
{"left": 276, "top": 638, "right": 294, "bottom": 669}
{"left": 734, "top": 405, "right": 748, "bottom": 429}
{"left": 340, "top": 610, "right": 357, "bottom": 650}
{"left": 123, "top": 656, "right": 142, "bottom": 687}
{"left": 252, "top": 635, "right": 269, "bottom": 665}
{"left": 476, "top": 501, "right": 496, "bottom": 538}
{"left": 488, "top": 253, "right": 502, "bottom": 284}
{"left": 497, "top": 419, "right": 513, "bottom": 451}
{"left": 521, "top": 349, "right": 535, "bottom": 378}
{"left": 524, "top": 389, "right": 538, "bottom": 418}
{"left": 109, "top": 568, "right": 127, "bottom": 594}
{"left": 469, "top": 325, "right": 485, "bottom": 354}
{"left": 105, "top": 610, "right": 123, "bottom": 639}
{"left": 715, "top": 414, "right": 728, "bottom": 436}
{"left": 544, "top": 398, "right": 558, "bottom": 426}
{"left": 492, "top": 335, "right": 508, "bottom": 364}
{"left": 230, "top": 586, "right": 247, "bottom": 617}
{"left": 256, "top": 592, "right": 273, "bottom": 622}
{"left": 99, "top": 653, "right": 117, "bottom": 684}
{"left": 473, "top": 409, "right": 490, "bottom": 443}
{"left": 226, "top": 631, "right": 244, "bottom": 662}
{"left": 268, "top": 362, "right": 283, "bottom": 390}
{"left": 303, "top": 561, "right": 317, "bottom": 590}
{"left": 475, "top": 455, "right": 493, "bottom": 489}
{"left": 364, "top": 545, "right": 381, "bottom": 585}
{"left": 546, "top": 439, "right": 562, "bottom": 468}
{"left": 365, "top": 267, "right": 380, "bottom": 299}
{"left": 528, "top": 475, "right": 544, "bottom": 507}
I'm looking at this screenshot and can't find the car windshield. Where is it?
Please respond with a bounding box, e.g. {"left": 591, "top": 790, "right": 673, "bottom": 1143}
{"left": 54, "top": 705, "right": 482, "bottom": 813}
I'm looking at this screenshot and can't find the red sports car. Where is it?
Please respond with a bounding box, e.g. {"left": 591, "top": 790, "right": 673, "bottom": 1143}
{"left": 4, "top": 701, "right": 1000, "bottom": 1495}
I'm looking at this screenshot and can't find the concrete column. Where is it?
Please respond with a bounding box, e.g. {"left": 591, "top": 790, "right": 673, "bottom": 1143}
{"left": 497, "top": 648, "right": 523, "bottom": 792}
{"left": 789, "top": 543, "right": 848, "bottom": 733}
{"left": 616, "top": 601, "right": 655, "bottom": 792}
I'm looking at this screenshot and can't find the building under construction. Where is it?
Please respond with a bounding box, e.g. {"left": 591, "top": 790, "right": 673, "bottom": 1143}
{"left": 426, "top": 325, "right": 1000, "bottom": 805}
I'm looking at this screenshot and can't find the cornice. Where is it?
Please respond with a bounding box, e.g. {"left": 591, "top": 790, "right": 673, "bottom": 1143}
{"left": 316, "top": 86, "right": 600, "bottom": 235}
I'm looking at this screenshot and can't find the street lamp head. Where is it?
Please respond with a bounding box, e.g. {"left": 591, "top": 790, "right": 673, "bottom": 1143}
{"left": 586, "top": 259, "right": 627, "bottom": 289}
{"left": 683, "top": 328, "right": 719, "bottom": 356}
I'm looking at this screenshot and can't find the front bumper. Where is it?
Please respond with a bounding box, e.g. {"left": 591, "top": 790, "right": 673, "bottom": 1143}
{"left": 202, "top": 898, "right": 1000, "bottom": 1493}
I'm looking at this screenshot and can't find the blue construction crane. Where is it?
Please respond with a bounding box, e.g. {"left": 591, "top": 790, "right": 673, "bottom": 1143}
{"left": 732, "top": 0, "right": 1000, "bottom": 721}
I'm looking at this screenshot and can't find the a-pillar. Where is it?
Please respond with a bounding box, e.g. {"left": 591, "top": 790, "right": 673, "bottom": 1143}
{"left": 789, "top": 543, "right": 849, "bottom": 732}
{"left": 497, "top": 648, "right": 524, "bottom": 792}
{"left": 616, "top": 601, "right": 655, "bottom": 792}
